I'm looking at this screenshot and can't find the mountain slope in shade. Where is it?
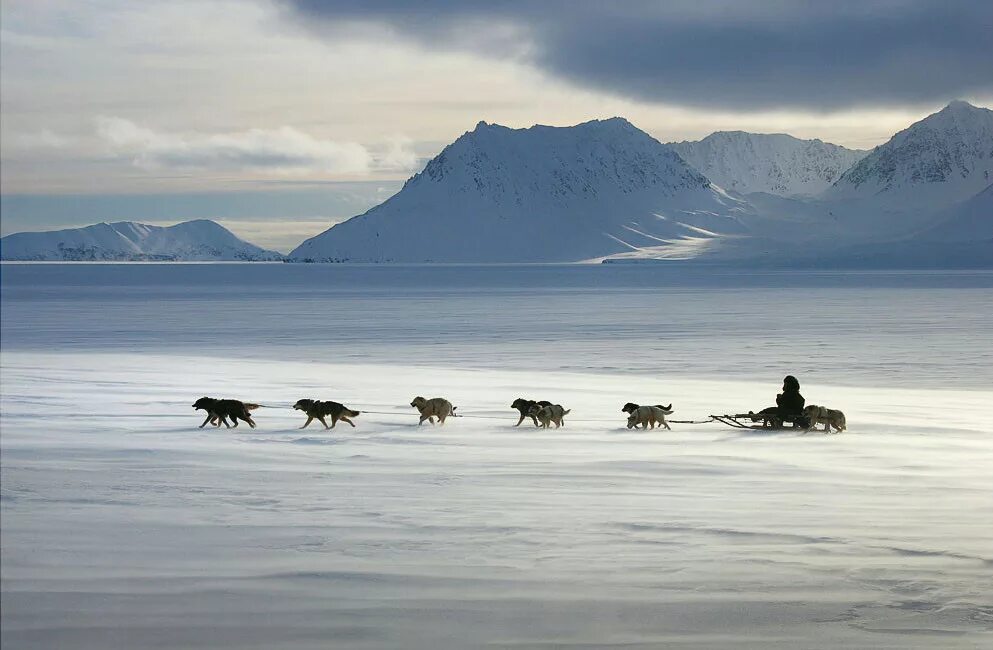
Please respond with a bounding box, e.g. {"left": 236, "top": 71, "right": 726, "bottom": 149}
{"left": 0, "top": 220, "right": 283, "bottom": 261}
{"left": 669, "top": 131, "right": 866, "bottom": 197}
{"left": 290, "top": 118, "right": 754, "bottom": 263}
{"left": 913, "top": 183, "right": 993, "bottom": 242}
{"left": 825, "top": 101, "right": 993, "bottom": 210}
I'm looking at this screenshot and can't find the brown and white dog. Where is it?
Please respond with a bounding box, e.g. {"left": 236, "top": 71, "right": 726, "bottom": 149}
{"left": 511, "top": 398, "right": 551, "bottom": 427}
{"left": 803, "top": 405, "right": 846, "bottom": 433}
{"left": 528, "top": 403, "right": 570, "bottom": 428}
{"left": 410, "top": 396, "right": 457, "bottom": 425}
{"left": 293, "top": 399, "right": 360, "bottom": 429}
{"left": 625, "top": 405, "right": 672, "bottom": 430}
{"left": 192, "top": 397, "right": 259, "bottom": 428}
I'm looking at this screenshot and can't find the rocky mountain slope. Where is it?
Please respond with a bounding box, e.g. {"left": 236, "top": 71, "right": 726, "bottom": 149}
{"left": 669, "top": 132, "right": 866, "bottom": 197}
{"left": 825, "top": 101, "right": 993, "bottom": 211}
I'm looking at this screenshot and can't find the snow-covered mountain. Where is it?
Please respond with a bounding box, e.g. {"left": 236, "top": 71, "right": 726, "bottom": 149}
{"left": 290, "top": 118, "right": 753, "bottom": 263}
{"left": 669, "top": 132, "right": 866, "bottom": 197}
{"left": 0, "top": 220, "right": 283, "bottom": 261}
{"left": 825, "top": 101, "right": 993, "bottom": 210}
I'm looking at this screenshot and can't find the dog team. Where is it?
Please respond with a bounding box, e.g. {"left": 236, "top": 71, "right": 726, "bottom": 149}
{"left": 192, "top": 382, "right": 846, "bottom": 433}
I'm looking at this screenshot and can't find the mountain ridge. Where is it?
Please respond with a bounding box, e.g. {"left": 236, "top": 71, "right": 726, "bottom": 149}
{"left": 0, "top": 219, "right": 283, "bottom": 261}
{"left": 669, "top": 131, "right": 866, "bottom": 197}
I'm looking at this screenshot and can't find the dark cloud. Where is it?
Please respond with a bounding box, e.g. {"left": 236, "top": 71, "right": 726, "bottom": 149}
{"left": 282, "top": 0, "right": 993, "bottom": 110}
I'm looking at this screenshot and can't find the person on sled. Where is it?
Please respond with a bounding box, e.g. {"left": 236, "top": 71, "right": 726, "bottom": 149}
{"left": 751, "top": 375, "right": 809, "bottom": 428}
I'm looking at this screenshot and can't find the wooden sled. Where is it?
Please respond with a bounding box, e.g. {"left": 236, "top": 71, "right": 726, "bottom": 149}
{"left": 709, "top": 413, "right": 807, "bottom": 430}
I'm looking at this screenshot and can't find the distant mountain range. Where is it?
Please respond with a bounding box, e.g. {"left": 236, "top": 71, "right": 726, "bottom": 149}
{"left": 669, "top": 131, "right": 866, "bottom": 197}
{"left": 3, "top": 101, "right": 990, "bottom": 266}
{"left": 0, "top": 219, "right": 282, "bottom": 261}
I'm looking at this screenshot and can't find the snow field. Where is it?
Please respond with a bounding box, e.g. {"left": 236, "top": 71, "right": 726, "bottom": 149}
{"left": 2, "top": 352, "right": 991, "bottom": 649}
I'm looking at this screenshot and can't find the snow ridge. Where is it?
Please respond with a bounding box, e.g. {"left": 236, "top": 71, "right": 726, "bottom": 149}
{"left": 669, "top": 131, "right": 867, "bottom": 197}
{"left": 0, "top": 219, "right": 283, "bottom": 261}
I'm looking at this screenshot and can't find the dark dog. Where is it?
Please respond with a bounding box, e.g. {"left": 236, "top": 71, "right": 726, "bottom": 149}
{"left": 511, "top": 398, "right": 552, "bottom": 427}
{"left": 192, "top": 397, "right": 259, "bottom": 428}
{"left": 293, "top": 399, "right": 360, "bottom": 429}
{"left": 622, "top": 402, "right": 672, "bottom": 414}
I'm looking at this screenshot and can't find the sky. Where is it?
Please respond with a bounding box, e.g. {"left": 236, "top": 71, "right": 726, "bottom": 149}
{"left": 2, "top": 0, "right": 991, "bottom": 251}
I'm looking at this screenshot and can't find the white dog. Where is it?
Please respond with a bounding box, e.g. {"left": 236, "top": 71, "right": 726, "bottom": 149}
{"left": 803, "top": 404, "right": 846, "bottom": 433}
{"left": 410, "top": 396, "right": 457, "bottom": 425}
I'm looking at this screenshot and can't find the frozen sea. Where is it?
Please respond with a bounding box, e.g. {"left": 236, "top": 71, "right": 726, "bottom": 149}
{"left": 1, "top": 263, "right": 992, "bottom": 649}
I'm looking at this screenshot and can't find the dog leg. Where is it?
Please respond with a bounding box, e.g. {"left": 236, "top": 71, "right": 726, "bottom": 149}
{"left": 199, "top": 414, "right": 213, "bottom": 428}
{"left": 300, "top": 416, "right": 313, "bottom": 429}
{"left": 515, "top": 413, "right": 525, "bottom": 426}
{"left": 419, "top": 414, "right": 428, "bottom": 425}
{"left": 319, "top": 415, "right": 330, "bottom": 429}
{"left": 340, "top": 416, "right": 355, "bottom": 427}
{"left": 246, "top": 417, "right": 256, "bottom": 429}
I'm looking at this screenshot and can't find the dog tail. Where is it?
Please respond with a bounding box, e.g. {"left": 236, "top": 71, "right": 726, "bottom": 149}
{"left": 346, "top": 408, "right": 360, "bottom": 417}
{"left": 562, "top": 409, "right": 571, "bottom": 415}
{"left": 451, "top": 405, "right": 460, "bottom": 417}
{"left": 244, "top": 403, "right": 261, "bottom": 411}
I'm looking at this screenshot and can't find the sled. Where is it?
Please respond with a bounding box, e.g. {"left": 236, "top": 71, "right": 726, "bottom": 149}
{"left": 709, "top": 413, "right": 807, "bottom": 430}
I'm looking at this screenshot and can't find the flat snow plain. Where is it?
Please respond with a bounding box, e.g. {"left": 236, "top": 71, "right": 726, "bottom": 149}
{"left": 2, "top": 264, "right": 992, "bottom": 649}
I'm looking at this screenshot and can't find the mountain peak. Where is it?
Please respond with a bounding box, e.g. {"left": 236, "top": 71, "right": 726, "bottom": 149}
{"left": 289, "top": 117, "right": 748, "bottom": 263}
{"left": 827, "top": 101, "right": 993, "bottom": 208}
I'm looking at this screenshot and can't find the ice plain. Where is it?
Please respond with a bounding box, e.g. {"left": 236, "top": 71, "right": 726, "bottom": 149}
{"left": 1, "top": 263, "right": 992, "bottom": 649}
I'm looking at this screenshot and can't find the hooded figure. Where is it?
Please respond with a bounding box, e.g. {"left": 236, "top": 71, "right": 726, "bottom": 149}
{"left": 776, "top": 375, "right": 805, "bottom": 416}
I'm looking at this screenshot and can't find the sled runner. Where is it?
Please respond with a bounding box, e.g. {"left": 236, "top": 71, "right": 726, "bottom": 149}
{"left": 709, "top": 413, "right": 806, "bottom": 430}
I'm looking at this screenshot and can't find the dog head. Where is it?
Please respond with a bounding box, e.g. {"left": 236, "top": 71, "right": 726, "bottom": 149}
{"left": 803, "top": 405, "right": 824, "bottom": 419}
{"left": 626, "top": 414, "right": 638, "bottom": 429}
{"left": 294, "top": 399, "right": 316, "bottom": 411}
{"left": 622, "top": 402, "right": 640, "bottom": 414}
{"left": 410, "top": 396, "right": 426, "bottom": 410}
{"left": 511, "top": 398, "right": 531, "bottom": 410}
{"left": 192, "top": 397, "right": 215, "bottom": 411}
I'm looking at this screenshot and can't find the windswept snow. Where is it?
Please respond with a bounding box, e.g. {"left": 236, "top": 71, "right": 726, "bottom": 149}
{"left": 2, "top": 264, "right": 992, "bottom": 649}
{"left": 669, "top": 131, "right": 866, "bottom": 197}
{"left": 0, "top": 219, "right": 283, "bottom": 261}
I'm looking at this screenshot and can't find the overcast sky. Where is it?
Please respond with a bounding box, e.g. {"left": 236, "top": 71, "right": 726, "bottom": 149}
{"left": 2, "top": 0, "right": 991, "bottom": 250}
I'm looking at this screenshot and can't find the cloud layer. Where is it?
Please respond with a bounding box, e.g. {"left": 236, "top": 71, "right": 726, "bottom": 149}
{"left": 284, "top": 0, "right": 993, "bottom": 110}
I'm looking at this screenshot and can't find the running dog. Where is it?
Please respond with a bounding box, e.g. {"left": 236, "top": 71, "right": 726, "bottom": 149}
{"left": 625, "top": 404, "right": 672, "bottom": 430}
{"left": 511, "top": 398, "right": 552, "bottom": 427}
{"left": 528, "top": 403, "right": 570, "bottom": 428}
{"left": 803, "top": 405, "right": 846, "bottom": 433}
{"left": 293, "top": 399, "right": 360, "bottom": 429}
{"left": 410, "top": 396, "right": 457, "bottom": 425}
{"left": 192, "top": 397, "right": 259, "bottom": 428}
{"left": 622, "top": 402, "right": 672, "bottom": 415}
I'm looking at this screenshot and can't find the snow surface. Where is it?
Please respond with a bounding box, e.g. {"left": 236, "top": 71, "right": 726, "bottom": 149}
{"left": 669, "top": 132, "right": 866, "bottom": 197}
{"left": 0, "top": 219, "right": 283, "bottom": 261}
{"left": 2, "top": 264, "right": 992, "bottom": 649}
{"left": 290, "top": 119, "right": 753, "bottom": 263}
